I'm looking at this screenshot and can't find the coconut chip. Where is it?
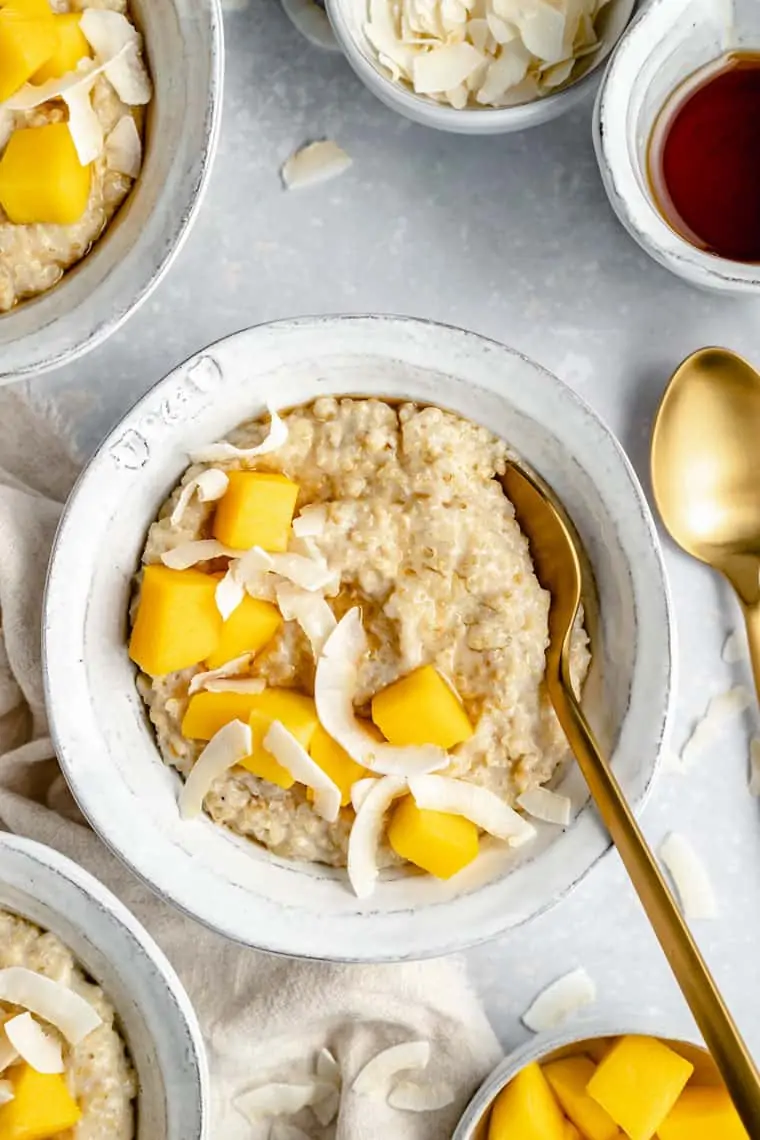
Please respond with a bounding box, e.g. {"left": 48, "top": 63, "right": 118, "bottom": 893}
{"left": 179, "top": 719, "right": 252, "bottom": 819}
{"left": 170, "top": 468, "right": 229, "bottom": 527}
{"left": 0, "top": 968, "right": 101, "bottom": 1045}
{"left": 104, "top": 113, "right": 142, "bottom": 177}
{"left": 388, "top": 1079, "right": 456, "bottom": 1111}
{"left": 347, "top": 775, "right": 408, "bottom": 897}
{"left": 313, "top": 1086, "right": 340, "bottom": 1125}
{"left": 410, "top": 775, "right": 537, "bottom": 846}
{"left": 79, "top": 9, "right": 152, "bottom": 104}
{"left": 750, "top": 738, "right": 760, "bottom": 796}
{"left": 0, "top": 1080, "right": 12, "bottom": 1105}
{"left": 722, "top": 629, "right": 744, "bottom": 663}
{"left": 280, "top": 0, "right": 338, "bottom": 49}
{"left": 1, "top": 54, "right": 115, "bottom": 111}
{"left": 205, "top": 677, "right": 268, "bottom": 694}
{"left": 521, "top": 967, "right": 597, "bottom": 1032}
{"left": 189, "top": 405, "right": 287, "bottom": 463}
{"left": 188, "top": 654, "right": 253, "bottom": 695}
{"left": 292, "top": 505, "right": 328, "bottom": 538}
{"left": 516, "top": 786, "right": 572, "bottom": 827}
{"left": 659, "top": 832, "right": 717, "bottom": 920}
{"left": 4, "top": 1012, "right": 63, "bottom": 1075}
{"left": 316, "top": 1046, "right": 340, "bottom": 1084}
{"left": 62, "top": 82, "right": 103, "bottom": 165}
{"left": 215, "top": 567, "right": 246, "bottom": 620}
{"left": 235, "top": 1080, "right": 334, "bottom": 1121}
{"left": 275, "top": 582, "right": 336, "bottom": 658}
{"left": 679, "top": 686, "right": 752, "bottom": 767}
{"left": 160, "top": 540, "right": 242, "bottom": 570}
{"left": 281, "top": 140, "right": 352, "bottom": 190}
{"left": 350, "top": 777, "right": 378, "bottom": 812}
{"left": 264, "top": 721, "right": 341, "bottom": 822}
{"left": 353, "top": 1040, "right": 430, "bottom": 1096}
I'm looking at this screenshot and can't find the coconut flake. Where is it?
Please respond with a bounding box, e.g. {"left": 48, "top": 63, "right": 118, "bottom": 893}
{"left": 205, "top": 678, "right": 267, "bottom": 694}
{"left": 280, "top": 0, "right": 338, "bottom": 49}
{"left": 105, "top": 113, "right": 142, "bottom": 176}
{"left": 659, "top": 832, "right": 717, "bottom": 920}
{"left": 388, "top": 1079, "right": 456, "bottom": 1111}
{"left": 4, "top": 1013, "right": 63, "bottom": 1074}
{"left": 521, "top": 967, "right": 597, "bottom": 1032}
{"left": 235, "top": 1080, "right": 333, "bottom": 1121}
{"left": 313, "top": 1086, "right": 340, "bottom": 1125}
{"left": 412, "top": 41, "right": 484, "bottom": 93}
{"left": 275, "top": 582, "right": 336, "bottom": 657}
{"left": 0, "top": 1080, "right": 12, "bottom": 1105}
{"left": 0, "top": 968, "right": 101, "bottom": 1045}
{"left": 410, "top": 775, "right": 536, "bottom": 846}
{"left": 516, "top": 0, "right": 566, "bottom": 63}
{"left": 281, "top": 140, "right": 352, "bottom": 190}
{"left": 2, "top": 55, "right": 108, "bottom": 112}
{"left": 268, "top": 554, "right": 336, "bottom": 592}
{"left": 269, "top": 1125, "right": 312, "bottom": 1140}
{"left": 79, "top": 9, "right": 152, "bottom": 104}
{"left": 179, "top": 720, "right": 252, "bottom": 819}
{"left": 722, "top": 629, "right": 744, "bottom": 663}
{"left": 160, "top": 540, "right": 242, "bottom": 570}
{"left": 263, "top": 721, "right": 341, "bottom": 821}
{"left": 347, "top": 775, "right": 408, "bottom": 897}
{"left": 292, "top": 505, "right": 327, "bottom": 538}
{"left": 316, "top": 1047, "right": 340, "bottom": 1084}
{"left": 62, "top": 83, "right": 103, "bottom": 164}
{"left": 353, "top": 1041, "right": 430, "bottom": 1096}
{"left": 188, "top": 655, "right": 253, "bottom": 695}
{"left": 190, "top": 405, "right": 288, "bottom": 463}
{"left": 680, "top": 686, "right": 752, "bottom": 767}
{"left": 216, "top": 568, "right": 245, "bottom": 619}
{"left": 476, "top": 39, "right": 529, "bottom": 102}
{"left": 351, "top": 777, "right": 378, "bottom": 812}
{"left": 516, "top": 786, "right": 572, "bottom": 827}
{"left": 750, "top": 739, "right": 760, "bottom": 796}
{"left": 170, "top": 468, "right": 229, "bottom": 527}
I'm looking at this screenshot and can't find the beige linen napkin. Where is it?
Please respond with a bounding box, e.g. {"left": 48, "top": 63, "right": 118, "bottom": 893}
{"left": 0, "top": 387, "right": 502, "bottom": 1139}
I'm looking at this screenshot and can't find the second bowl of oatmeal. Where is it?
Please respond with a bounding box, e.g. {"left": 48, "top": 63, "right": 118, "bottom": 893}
{"left": 43, "top": 314, "right": 673, "bottom": 961}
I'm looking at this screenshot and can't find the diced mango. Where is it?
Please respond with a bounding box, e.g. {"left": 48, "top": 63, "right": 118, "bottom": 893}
{"left": 242, "top": 710, "right": 295, "bottom": 788}
{"left": 212, "top": 471, "right": 299, "bottom": 552}
{"left": 2, "top": 0, "right": 52, "bottom": 15}
{"left": 565, "top": 1124, "right": 582, "bottom": 1140}
{"left": 33, "top": 11, "right": 90, "bottom": 81}
{"left": 543, "top": 1057, "right": 620, "bottom": 1140}
{"left": 388, "top": 796, "right": 479, "bottom": 879}
{"left": 181, "top": 689, "right": 263, "bottom": 741}
{"left": 204, "top": 595, "right": 281, "bottom": 670}
{"left": 0, "top": 6, "right": 56, "bottom": 100}
{"left": 129, "top": 565, "right": 221, "bottom": 677}
{"left": 0, "top": 122, "right": 90, "bottom": 224}
{"left": 309, "top": 723, "right": 367, "bottom": 806}
{"left": 586, "top": 1038, "right": 617, "bottom": 1065}
{"left": 0, "top": 1064, "right": 81, "bottom": 1139}
{"left": 371, "top": 664, "right": 473, "bottom": 750}
{"left": 238, "top": 688, "right": 319, "bottom": 785}
{"left": 489, "top": 1062, "right": 568, "bottom": 1140}
{"left": 658, "top": 1086, "right": 748, "bottom": 1140}
{"left": 586, "top": 1036, "right": 693, "bottom": 1140}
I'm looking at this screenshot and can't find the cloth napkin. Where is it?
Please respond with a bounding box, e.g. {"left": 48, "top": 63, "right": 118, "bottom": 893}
{"left": 0, "top": 386, "right": 502, "bottom": 1138}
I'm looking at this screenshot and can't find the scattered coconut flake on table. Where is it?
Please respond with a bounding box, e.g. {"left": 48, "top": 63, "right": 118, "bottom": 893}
{"left": 722, "top": 629, "right": 744, "bottom": 664}
{"left": 388, "top": 1079, "right": 456, "bottom": 1111}
{"left": 749, "top": 739, "right": 760, "bottom": 796}
{"left": 410, "top": 775, "right": 537, "bottom": 846}
{"left": 4, "top": 1012, "right": 63, "bottom": 1075}
{"left": 281, "top": 140, "right": 352, "bottom": 190}
{"left": 352, "top": 1040, "right": 430, "bottom": 1096}
{"left": 235, "top": 1080, "right": 333, "bottom": 1121}
{"left": 0, "top": 1080, "right": 12, "bottom": 1105}
{"left": 189, "top": 405, "right": 287, "bottom": 463}
{"left": 0, "top": 968, "right": 101, "bottom": 1045}
{"left": 516, "top": 786, "right": 572, "bottom": 826}
{"left": 179, "top": 720, "right": 252, "bottom": 819}
{"left": 188, "top": 654, "right": 253, "bottom": 696}
{"left": 275, "top": 582, "right": 336, "bottom": 657}
{"left": 160, "top": 539, "right": 242, "bottom": 570}
{"left": 659, "top": 832, "right": 717, "bottom": 920}
{"left": 105, "top": 114, "right": 143, "bottom": 177}
{"left": 679, "top": 685, "right": 752, "bottom": 767}
{"left": 79, "top": 9, "right": 152, "bottom": 104}
{"left": 170, "top": 468, "right": 229, "bottom": 528}
{"left": 264, "top": 721, "right": 341, "bottom": 822}
{"left": 521, "top": 967, "right": 596, "bottom": 1032}
{"left": 281, "top": 0, "right": 338, "bottom": 49}
{"left": 347, "top": 775, "right": 408, "bottom": 897}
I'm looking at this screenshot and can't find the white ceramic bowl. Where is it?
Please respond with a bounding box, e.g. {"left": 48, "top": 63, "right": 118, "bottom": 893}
{"left": 326, "top": 0, "right": 637, "bottom": 133}
{"left": 0, "top": 0, "right": 224, "bottom": 381}
{"left": 594, "top": 0, "right": 760, "bottom": 294}
{"left": 0, "top": 832, "right": 208, "bottom": 1139}
{"left": 43, "top": 314, "right": 673, "bottom": 962}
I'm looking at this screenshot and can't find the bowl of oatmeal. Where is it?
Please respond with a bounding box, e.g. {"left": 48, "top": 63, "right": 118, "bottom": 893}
{"left": 0, "top": 0, "right": 222, "bottom": 380}
{"left": 43, "top": 314, "right": 673, "bottom": 961}
{"left": 0, "top": 831, "right": 208, "bottom": 1138}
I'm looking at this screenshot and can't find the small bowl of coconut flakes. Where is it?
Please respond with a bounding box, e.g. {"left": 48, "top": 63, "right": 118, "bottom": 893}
{"left": 325, "top": 0, "right": 638, "bottom": 132}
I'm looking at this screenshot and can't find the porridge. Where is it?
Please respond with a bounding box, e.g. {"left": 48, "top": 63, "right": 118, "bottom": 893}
{"left": 0, "top": 908, "right": 136, "bottom": 1138}
{"left": 0, "top": 0, "right": 152, "bottom": 310}
{"left": 129, "top": 397, "right": 590, "bottom": 894}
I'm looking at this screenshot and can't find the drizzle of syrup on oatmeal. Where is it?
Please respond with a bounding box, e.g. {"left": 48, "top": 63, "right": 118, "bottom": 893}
{"left": 648, "top": 53, "right": 760, "bottom": 263}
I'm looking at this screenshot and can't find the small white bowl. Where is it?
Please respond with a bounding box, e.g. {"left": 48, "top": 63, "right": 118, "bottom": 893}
{"left": 594, "top": 0, "right": 760, "bottom": 294}
{"left": 0, "top": 832, "right": 208, "bottom": 1139}
{"left": 43, "top": 314, "right": 673, "bottom": 962}
{"left": 326, "top": 0, "right": 636, "bottom": 133}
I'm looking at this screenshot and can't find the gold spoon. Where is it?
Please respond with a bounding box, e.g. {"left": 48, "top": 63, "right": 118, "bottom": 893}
{"left": 502, "top": 460, "right": 760, "bottom": 1136}
{"left": 652, "top": 346, "right": 760, "bottom": 699}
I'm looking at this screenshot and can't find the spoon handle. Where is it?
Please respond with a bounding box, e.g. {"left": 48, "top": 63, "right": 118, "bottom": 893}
{"left": 552, "top": 676, "right": 760, "bottom": 1136}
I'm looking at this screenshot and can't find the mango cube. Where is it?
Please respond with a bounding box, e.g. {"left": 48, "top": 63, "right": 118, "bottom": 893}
{"left": 309, "top": 723, "right": 367, "bottom": 805}
{"left": 0, "top": 3, "right": 56, "bottom": 100}
{"left": 371, "top": 664, "right": 473, "bottom": 749}
{"left": 33, "top": 11, "right": 90, "bottom": 81}
{"left": 238, "top": 688, "right": 319, "bottom": 786}
{"left": 565, "top": 1124, "right": 582, "bottom": 1140}
{"left": 586, "top": 1036, "right": 693, "bottom": 1140}
{"left": 658, "top": 1087, "right": 748, "bottom": 1140}
{"left": 181, "top": 689, "right": 263, "bottom": 741}
{"left": 0, "top": 1064, "right": 81, "bottom": 1139}
{"left": 204, "top": 595, "right": 281, "bottom": 670}
{"left": 212, "top": 471, "right": 299, "bottom": 552}
{"left": 388, "top": 796, "right": 479, "bottom": 879}
{"left": 129, "top": 564, "right": 221, "bottom": 677}
{"left": 243, "top": 710, "right": 295, "bottom": 788}
{"left": 489, "top": 1062, "right": 568, "bottom": 1140}
{"left": 2, "top": 0, "right": 52, "bottom": 15}
{"left": 543, "top": 1056, "right": 620, "bottom": 1140}
{"left": 0, "top": 122, "right": 90, "bottom": 224}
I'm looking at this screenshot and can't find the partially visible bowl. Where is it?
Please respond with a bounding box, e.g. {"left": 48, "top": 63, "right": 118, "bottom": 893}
{"left": 0, "top": 0, "right": 224, "bottom": 381}
{"left": 43, "top": 314, "right": 673, "bottom": 962}
{"left": 0, "top": 832, "right": 208, "bottom": 1139}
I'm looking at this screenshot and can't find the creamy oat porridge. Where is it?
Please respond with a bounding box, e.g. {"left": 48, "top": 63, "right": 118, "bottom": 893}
{"left": 129, "top": 397, "right": 590, "bottom": 895}
{"left": 0, "top": 0, "right": 151, "bottom": 310}
{"left": 0, "top": 908, "right": 136, "bottom": 1138}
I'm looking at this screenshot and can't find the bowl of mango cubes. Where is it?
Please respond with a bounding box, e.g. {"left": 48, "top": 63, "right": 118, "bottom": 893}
{"left": 0, "top": 0, "right": 222, "bottom": 380}
{"left": 454, "top": 1020, "right": 747, "bottom": 1140}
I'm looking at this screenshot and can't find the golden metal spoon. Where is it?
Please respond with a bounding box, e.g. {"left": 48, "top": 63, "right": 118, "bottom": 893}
{"left": 652, "top": 347, "right": 760, "bottom": 699}
{"left": 503, "top": 460, "right": 760, "bottom": 1136}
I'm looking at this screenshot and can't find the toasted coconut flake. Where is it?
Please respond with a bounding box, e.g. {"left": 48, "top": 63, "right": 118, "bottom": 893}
{"left": 190, "top": 405, "right": 287, "bottom": 463}
{"left": 0, "top": 968, "right": 101, "bottom": 1045}
{"left": 79, "top": 9, "right": 152, "bottom": 104}
{"left": 659, "top": 832, "right": 717, "bottom": 920}
{"left": 476, "top": 39, "right": 529, "bottom": 102}
{"left": 351, "top": 777, "right": 378, "bottom": 812}
{"left": 722, "top": 629, "right": 744, "bottom": 663}
{"left": 292, "top": 505, "right": 327, "bottom": 538}
{"left": 313, "top": 1086, "right": 340, "bottom": 1125}
{"left": 0, "top": 1080, "right": 12, "bottom": 1105}
{"left": 275, "top": 582, "right": 336, "bottom": 657}
{"left": 516, "top": 786, "right": 571, "bottom": 827}
{"left": 2, "top": 55, "right": 109, "bottom": 111}
{"left": 412, "top": 41, "right": 484, "bottom": 92}
{"left": 235, "top": 1080, "right": 332, "bottom": 1120}
{"left": 353, "top": 1041, "right": 430, "bottom": 1095}
{"left": 5, "top": 1013, "right": 63, "bottom": 1074}
{"left": 216, "top": 568, "right": 245, "bottom": 620}
{"left": 264, "top": 721, "right": 341, "bottom": 822}
{"left": 680, "top": 686, "right": 752, "bottom": 767}
{"left": 268, "top": 553, "right": 336, "bottom": 592}
{"left": 750, "top": 739, "right": 760, "bottom": 796}
{"left": 179, "top": 720, "right": 252, "bottom": 819}
{"left": 62, "top": 83, "right": 103, "bottom": 164}
{"left": 388, "top": 1079, "right": 456, "bottom": 1111}
{"left": 316, "top": 1046, "right": 340, "bottom": 1084}
{"left": 521, "top": 967, "right": 596, "bottom": 1032}
{"left": 347, "top": 775, "right": 408, "bottom": 897}
{"left": 105, "top": 113, "right": 142, "bottom": 176}
{"left": 160, "top": 540, "right": 241, "bottom": 570}
{"left": 517, "top": 0, "right": 566, "bottom": 64}
{"left": 282, "top": 140, "right": 352, "bottom": 190}
{"left": 410, "top": 776, "right": 536, "bottom": 845}
{"left": 170, "top": 468, "right": 229, "bottom": 527}
{"left": 188, "top": 655, "right": 253, "bottom": 696}
{"left": 540, "top": 55, "right": 575, "bottom": 89}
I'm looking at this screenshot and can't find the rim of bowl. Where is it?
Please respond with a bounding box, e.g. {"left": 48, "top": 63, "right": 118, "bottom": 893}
{"left": 41, "top": 313, "right": 674, "bottom": 961}
{"left": 0, "top": 831, "right": 209, "bottom": 1139}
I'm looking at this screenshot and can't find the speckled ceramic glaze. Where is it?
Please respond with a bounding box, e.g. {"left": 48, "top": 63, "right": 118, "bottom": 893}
{"left": 43, "top": 314, "right": 673, "bottom": 962}
{"left": 0, "top": 832, "right": 208, "bottom": 1139}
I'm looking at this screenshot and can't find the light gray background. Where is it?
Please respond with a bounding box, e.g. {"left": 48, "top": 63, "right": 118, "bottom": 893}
{"left": 26, "top": 0, "right": 760, "bottom": 1059}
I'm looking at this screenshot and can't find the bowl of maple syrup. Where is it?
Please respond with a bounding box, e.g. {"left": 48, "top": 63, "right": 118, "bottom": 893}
{"left": 593, "top": 0, "right": 760, "bottom": 293}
